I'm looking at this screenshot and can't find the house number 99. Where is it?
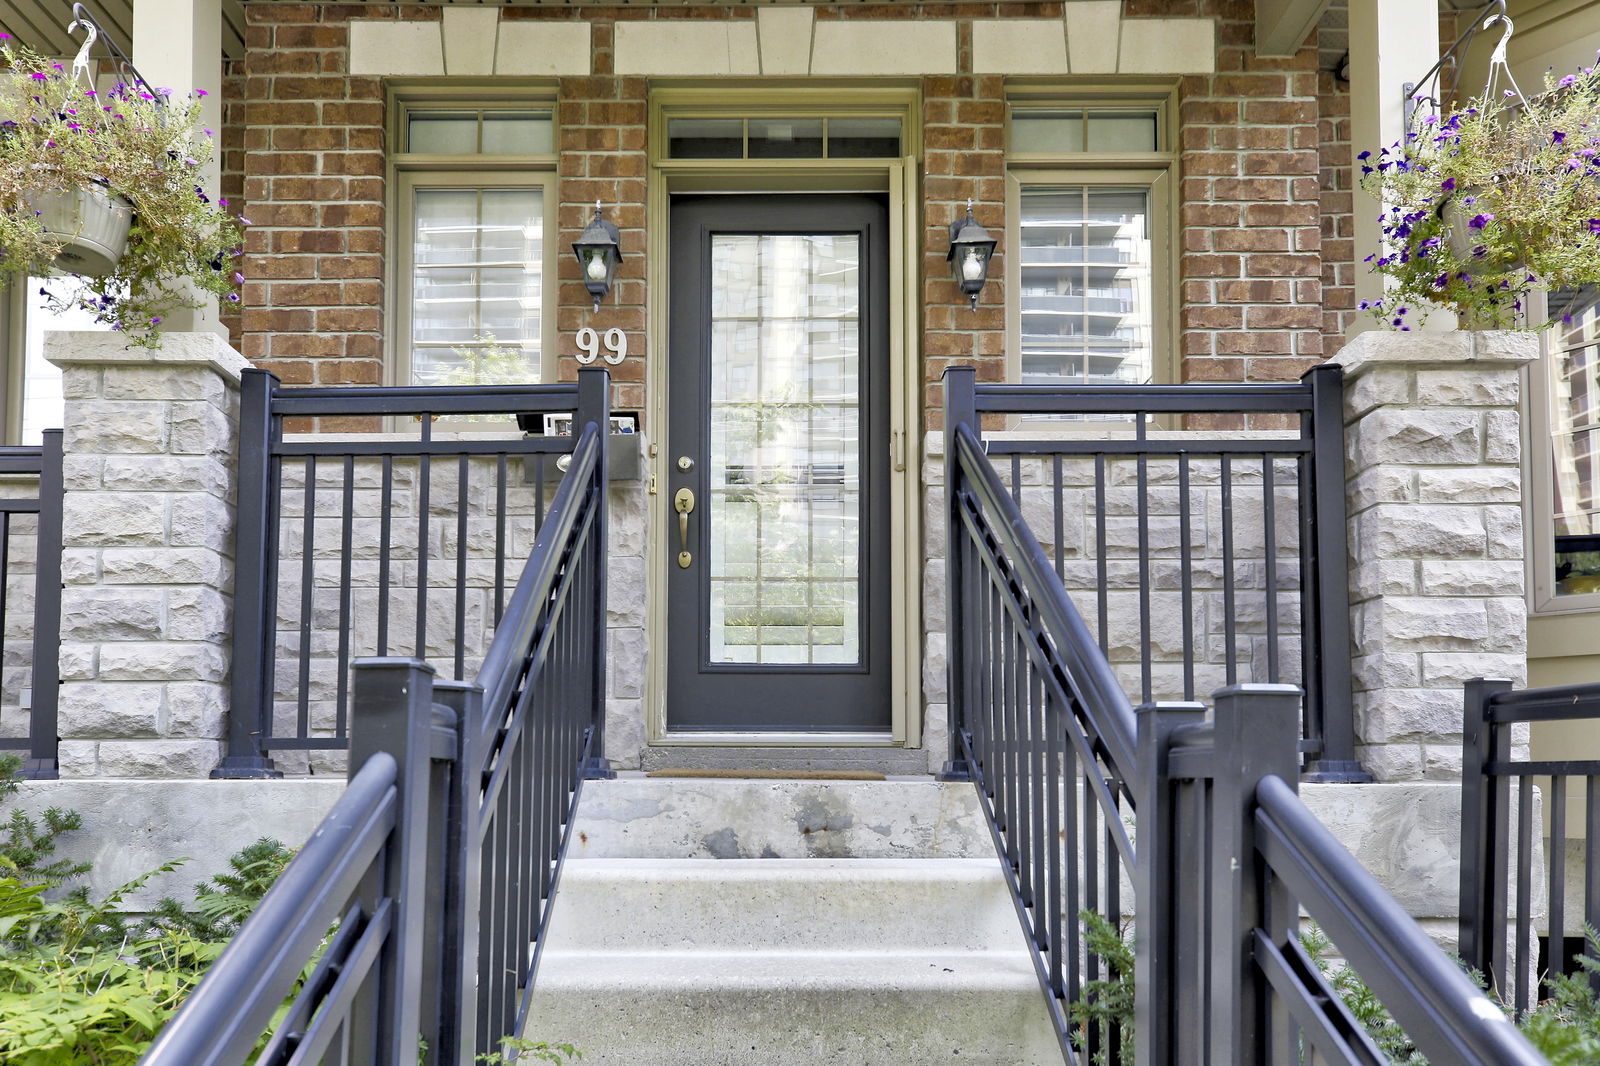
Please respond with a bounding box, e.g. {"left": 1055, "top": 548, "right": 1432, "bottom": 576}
{"left": 576, "top": 327, "right": 628, "bottom": 366}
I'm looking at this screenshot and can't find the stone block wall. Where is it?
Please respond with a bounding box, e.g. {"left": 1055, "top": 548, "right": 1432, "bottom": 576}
{"left": 48, "top": 333, "right": 246, "bottom": 779}
{"left": 1337, "top": 330, "right": 1537, "bottom": 782}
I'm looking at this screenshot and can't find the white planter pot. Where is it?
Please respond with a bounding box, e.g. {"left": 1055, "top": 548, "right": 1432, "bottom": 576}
{"left": 27, "top": 184, "right": 133, "bottom": 276}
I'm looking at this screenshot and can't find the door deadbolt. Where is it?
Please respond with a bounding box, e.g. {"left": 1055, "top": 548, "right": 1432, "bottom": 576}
{"left": 674, "top": 487, "right": 696, "bottom": 568}
{"left": 676, "top": 455, "right": 695, "bottom": 472}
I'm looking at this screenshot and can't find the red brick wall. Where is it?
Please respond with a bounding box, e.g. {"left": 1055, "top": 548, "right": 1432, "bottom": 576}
{"left": 240, "top": 3, "right": 394, "bottom": 392}
{"left": 1317, "top": 4, "right": 1355, "bottom": 359}
{"left": 921, "top": 71, "right": 1006, "bottom": 430}
{"left": 231, "top": 1, "right": 1337, "bottom": 423}
{"left": 1177, "top": 2, "right": 1325, "bottom": 393}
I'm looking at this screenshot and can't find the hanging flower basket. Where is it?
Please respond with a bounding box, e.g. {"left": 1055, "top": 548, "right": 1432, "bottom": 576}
{"left": 0, "top": 34, "right": 244, "bottom": 346}
{"left": 25, "top": 183, "right": 133, "bottom": 276}
{"left": 1358, "top": 58, "right": 1600, "bottom": 330}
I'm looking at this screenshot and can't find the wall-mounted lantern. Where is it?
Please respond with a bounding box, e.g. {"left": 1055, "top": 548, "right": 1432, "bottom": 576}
{"left": 947, "top": 198, "right": 996, "bottom": 310}
{"left": 572, "top": 200, "right": 622, "bottom": 313}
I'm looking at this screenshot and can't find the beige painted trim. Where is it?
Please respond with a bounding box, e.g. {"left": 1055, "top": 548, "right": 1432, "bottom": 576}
{"left": 1002, "top": 88, "right": 1180, "bottom": 389}
{"left": 350, "top": 17, "right": 590, "bottom": 77}
{"left": 643, "top": 84, "right": 922, "bottom": 750}
{"left": 1, "top": 285, "right": 23, "bottom": 445}
{"left": 1526, "top": 335, "right": 1600, "bottom": 616}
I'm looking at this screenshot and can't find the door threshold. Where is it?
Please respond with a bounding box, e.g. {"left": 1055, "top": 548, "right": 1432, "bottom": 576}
{"left": 638, "top": 743, "right": 930, "bottom": 776}
{"left": 650, "top": 730, "right": 899, "bottom": 747}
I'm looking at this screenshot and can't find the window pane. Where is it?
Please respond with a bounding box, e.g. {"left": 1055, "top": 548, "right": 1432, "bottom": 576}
{"left": 407, "top": 112, "right": 478, "bottom": 154}
{"left": 1011, "top": 110, "right": 1084, "bottom": 153}
{"left": 1018, "top": 185, "right": 1153, "bottom": 389}
{"left": 1549, "top": 289, "right": 1600, "bottom": 596}
{"left": 20, "top": 276, "right": 110, "bottom": 444}
{"left": 411, "top": 187, "right": 542, "bottom": 386}
{"left": 482, "top": 112, "right": 553, "bottom": 155}
{"left": 827, "top": 117, "right": 901, "bottom": 158}
{"left": 668, "top": 118, "right": 743, "bottom": 158}
{"left": 748, "top": 117, "right": 823, "bottom": 159}
{"left": 1085, "top": 110, "right": 1159, "bottom": 152}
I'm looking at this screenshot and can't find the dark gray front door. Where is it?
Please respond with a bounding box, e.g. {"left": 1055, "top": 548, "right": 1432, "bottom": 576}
{"left": 666, "top": 194, "right": 891, "bottom": 732}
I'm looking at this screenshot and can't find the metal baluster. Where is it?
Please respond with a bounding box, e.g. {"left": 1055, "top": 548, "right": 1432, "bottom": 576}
{"left": 1052, "top": 455, "right": 1065, "bottom": 580}
{"left": 1064, "top": 718, "right": 1082, "bottom": 1011}
{"left": 1221, "top": 455, "right": 1237, "bottom": 685}
{"left": 1046, "top": 686, "right": 1065, "bottom": 999}
{"left": 1084, "top": 770, "right": 1101, "bottom": 1063}
{"left": 297, "top": 455, "right": 316, "bottom": 740}
{"left": 1263, "top": 456, "right": 1280, "bottom": 683}
{"left": 417, "top": 421, "right": 432, "bottom": 662}
{"left": 378, "top": 456, "right": 393, "bottom": 656}
{"left": 1550, "top": 775, "right": 1568, "bottom": 993}
{"left": 1517, "top": 774, "right": 1534, "bottom": 1014}
{"left": 336, "top": 456, "right": 355, "bottom": 740}
{"left": 1137, "top": 448, "right": 1152, "bottom": 705}
{"left": 1588, "top": 775, "right": 1600, "bottom": 994}
{"left": 1095, "top": 455, "right": 1108, "bottom": 654}
{"left": 1179, "top": 454, "right": 1195, "bottom": 701}
{"left": 495, "top": 454, "right": 508, "bottom": 626}
{"left": 456, "top": 454, "right": 470, "bottom": 680}
{"left": 1029, "top": 665, "right": 1046, "bottom": 944}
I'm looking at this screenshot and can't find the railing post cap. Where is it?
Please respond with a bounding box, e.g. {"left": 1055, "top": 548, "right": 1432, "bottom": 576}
{"left": 351, "top": 655, "right": 437, "bottom": 675}
{"left": 431, "top": 678, "right": 483, "bottom": 694}
{"left": 943, "top": 364, "right": 977, "bottom": 380}
{"left": 1211, "top": 682, "right": 1302, "bottom": 699}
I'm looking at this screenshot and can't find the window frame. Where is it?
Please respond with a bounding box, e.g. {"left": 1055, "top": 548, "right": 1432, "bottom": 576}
{"left": 387, "top": 88, "right": 558, "bottom": 390}
{"left": 1004, "top": 89, "right": 1180, "bottom": 390}
{"left": 1528, "top": 288, "right": 1600, "bottom": 615}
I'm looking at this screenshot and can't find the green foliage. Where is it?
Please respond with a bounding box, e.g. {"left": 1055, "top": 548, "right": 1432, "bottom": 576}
{"left": 1515, "top": 926, "right": 1600, "bottom": 1066}
{"left": 1068, "top": 910, "right": 1135, "bottom": 1066}
{"left": 1301, "top": 923, "right": 1428, "bottom": 1066}
{"left": 147, "top": 838, "right": 294, "bottom": 942}
{"left": 0, "top": 755, "right": 88, "bottom": 888}
{"left": 0, "top": 760, "right": 283, "bottom": 1062}
{"left": 0, "top": 40, "right": 245, "bottom": 347}
{"left": 476, "top": 1036, "right": 582, "bottom": 1064}
{"left": 1359, "top": 62, "right": 1600, "bottom": 329}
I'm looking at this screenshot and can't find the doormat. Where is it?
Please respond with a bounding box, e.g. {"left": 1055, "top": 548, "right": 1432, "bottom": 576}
{"left": 645, "top": 768, "right": 886, "bottom": 781}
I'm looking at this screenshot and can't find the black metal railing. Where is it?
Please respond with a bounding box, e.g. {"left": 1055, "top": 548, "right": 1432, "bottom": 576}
{"left": 1141, "top": 686, "right": 1545, "bottom": 1066}
{"left": 144, "top": 391, "right": 610, "bottom": 1066}
{"left": 947, "top": 364, "right": 1363, "bottom": 782}
{"left": 942, "top": 388, "right": 1137, "bottom": 1063}
{"left": 0, "top": 432, "right": 63, "bottom": 780}
{"left": 943, "top": 369, "right": 1548, "bottom": 1065}
{"left": 217, "top": 370, "right": 606, "bottom": 778}
{"left": 1460, "top": 676, "right": 1600, "bottom": 1015}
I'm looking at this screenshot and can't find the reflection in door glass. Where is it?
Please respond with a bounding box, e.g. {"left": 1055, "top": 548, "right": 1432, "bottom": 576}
{"left": 707, "top": 234, "right": 861, "bottom": 665}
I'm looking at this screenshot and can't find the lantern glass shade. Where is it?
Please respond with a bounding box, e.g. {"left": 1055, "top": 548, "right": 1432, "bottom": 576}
{"left": 572, "top": 204, "right": 622, "bottom": 312}
{"left": 946, "top": 208, "right": 996, "bottom": 308}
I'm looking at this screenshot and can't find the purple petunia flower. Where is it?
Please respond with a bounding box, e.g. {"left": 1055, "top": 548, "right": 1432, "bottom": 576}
{"left": 1468, "top": 213, "right": 1495, "bottom": 229}
{"left": 1588, "top": 219, "right": 1600, "bottom": 234}
{"left": 1554, "top": 130, "right": 1568, "bottom": 144}
{"left": 1561, "top": 75, "right": 1578, "bottom": 88}
{"left": 1441, "top": 177, "right": 1456, "bottom": 193}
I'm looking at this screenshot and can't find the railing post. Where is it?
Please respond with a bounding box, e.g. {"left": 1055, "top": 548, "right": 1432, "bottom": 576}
{"left": 350, "top": 656, "right": 448, "bottom": 1066}
{"left": 1133, "top": 700, "right": 1207, "bottom": 1066}
{"left": 1459, "top": 676, "right": 1513, "bottom": 995}
{"left": 215, "top": 368, "right": 281, "bottom": 779}
{"left": 430, "top": 678, "right": 480, "bottom": 1066}
{"left": 1210, "top": 683, "right": 1303, "bottom": 1066}
{"left": 1301, "top": 364, "right": 1367, "bottom": 783}
{"left": 938, "top": 365, "right": 977, "bottom": 782}
{"left": 575, "top": 367, "right": 614, "bottom": 781}
{"left": 21, "top": 429, "right": 63, "bottom": 780}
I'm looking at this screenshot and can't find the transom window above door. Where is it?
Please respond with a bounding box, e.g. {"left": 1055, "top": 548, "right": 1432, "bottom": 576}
{"left": 665, "top": 115, "right": 903, "bottom": 159}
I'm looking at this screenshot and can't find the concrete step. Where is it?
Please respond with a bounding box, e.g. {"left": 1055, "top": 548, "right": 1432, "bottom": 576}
{"left": 523, "top": 950, "right": 1062, "bottom": 1066}
{"left": 567, "top": 776, "right": 992, "bottom": 860}
{"left": 543, "top": 858, "right": 1020, "bottom": 953}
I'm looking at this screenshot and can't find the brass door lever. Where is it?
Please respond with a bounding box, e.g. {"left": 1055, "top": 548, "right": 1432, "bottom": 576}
{"left": 674, "top": 487, "right": 695, "bottom": 568}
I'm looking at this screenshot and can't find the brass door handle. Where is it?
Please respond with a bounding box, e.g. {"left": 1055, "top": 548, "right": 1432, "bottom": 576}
{"left": 674, "top": 487, "right": 695, "bottom": 568}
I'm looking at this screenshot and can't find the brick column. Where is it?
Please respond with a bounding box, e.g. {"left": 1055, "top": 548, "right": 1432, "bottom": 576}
{"left": 48, "top": 332, "right": 245, "bottom": 778}
{"left": 1337, "top": 330, "right": 1537, "bottom": 781}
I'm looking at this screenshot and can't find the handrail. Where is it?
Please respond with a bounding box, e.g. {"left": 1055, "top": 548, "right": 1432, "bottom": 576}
{"left": 972, "top": 381, "right": 1316, "bottom": 414}
{"left": 139, "top": 754, "right": 399, "bottom": 1065}
{"left": 953, "top": 422, "right": 1138, "bottom": 780}
{"left": 269, "top": 381, "right": 592, "bottom": 417}
{"left": 1256, "top": 775, "right": 1545, "bottom": 1066}
{"left": 477, "top": 422, "right": 601, "bottom": 725}
{"left": 1484, "top": 679, "right": 1600, "bottom": 719}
